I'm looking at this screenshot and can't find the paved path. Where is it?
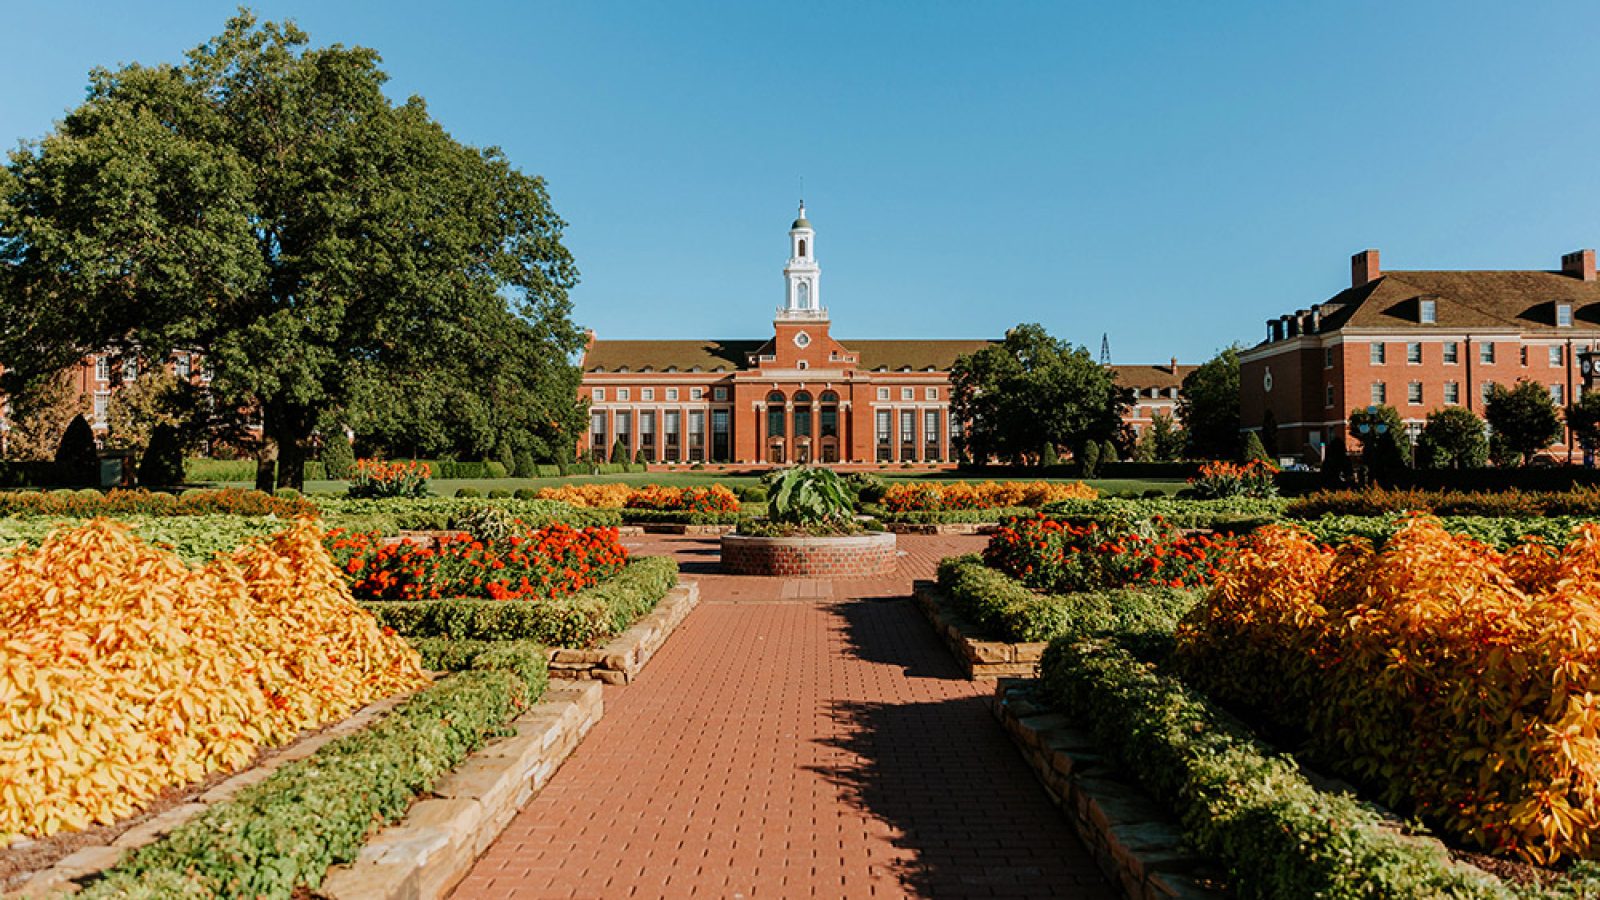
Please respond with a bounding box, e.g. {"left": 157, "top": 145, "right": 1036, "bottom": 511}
{"left": 452, "top": 534, "right": 1113, "bottom": 899}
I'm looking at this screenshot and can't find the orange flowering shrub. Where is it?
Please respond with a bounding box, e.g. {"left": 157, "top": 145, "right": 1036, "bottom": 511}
{"left": 326, "top": 523, "right": 628, "bottom": 601}
{"left": 1186, "top": 459, "right": 1278, "bottom": 499}
{"left": 0, "top": 519, "right": 426, "bottom": 844}
{"left": 881, "top": 480, "right": 1097, "bottom": 512}
{"left": 538, "top": 482, "right": 740, "bottom": 513}
{"left": 1175, "top": 517, "right": 1600, "bottom": 864}
{"left": 347, "top": 459, "right": 431, "bottom": 499}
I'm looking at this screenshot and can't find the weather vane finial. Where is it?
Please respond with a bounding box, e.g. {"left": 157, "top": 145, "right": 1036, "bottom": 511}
{"left": 799, "top": 176, "right": 805, "bottom": 214}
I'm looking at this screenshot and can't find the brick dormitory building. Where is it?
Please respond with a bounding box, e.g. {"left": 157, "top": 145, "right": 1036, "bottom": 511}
{"left": 577, "top": 206, "right": 1192, "bottom": 467}
{"left": 1240, "top": 248, "right": 1600, "bottom": 463}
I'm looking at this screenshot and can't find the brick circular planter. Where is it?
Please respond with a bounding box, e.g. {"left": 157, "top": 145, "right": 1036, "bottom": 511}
{"left": 719, "top": 532, "right": 899, "bottom": 578}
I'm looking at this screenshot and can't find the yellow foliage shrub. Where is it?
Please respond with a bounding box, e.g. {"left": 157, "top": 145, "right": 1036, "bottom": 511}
{"left": 0, "top": 519, "right": 426, "bottom": 844}
{"left": 1175, "top": 517, "right": 1600, "bottom": 864}
{"left": 537, "top": 483, "right": 635, "bottom": 508}
{"left": 881, "top": 480, "right": 1097, "bottom": 511}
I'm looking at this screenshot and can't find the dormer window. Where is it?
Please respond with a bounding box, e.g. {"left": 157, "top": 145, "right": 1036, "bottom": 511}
{"left": 1558, "top": 304, "right": 1574, "bottom": 327}
{"left": 1420, "top": 299, "right": 1437, "bottom": 324}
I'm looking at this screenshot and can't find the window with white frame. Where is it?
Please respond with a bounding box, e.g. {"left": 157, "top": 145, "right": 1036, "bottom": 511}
{"left": 1550, "top": 345, "right": 1564, "bottom": 367}
{"left": 642, "top": 388, "right": 654, "bottom": 401}
{"left": 174, "top": 353, "right": 191, "bottom": 378}
{"left": 123, "top": 358, "right": 138, "bottom": 380}
{"left": 1407, "top": 381, "right": 1423, "bottom": 404}
{"left": 1370, "top": 342, "right": 1386, "bottom": 365}
{"left": 714, "top": 387, "right": 728, "bottom": 401}
{"left": 592, "top": 387, "right": 605, "bottom": 402}
{"left": 618, "top": 388, "right": 630, "bottom": 401}
{"left": 925, "top": 387, "right": 937, "bottom": 400}
{"left": 1482, "top": 381, "right": 1496, "bottom": 403}
{"left": 1559, "top": 304, "right": 1574, "bottom": 327}
{"left": 93, "top": 391, "right": 110, "bottom": 424}
{"left": 95, "top": 357, "right": 111, "bottom": 381}
{"left": 877, "top": 387, "right": 889, "bottom": 401}
{"left": 900, "top": 387, "right": 913, "bottom": 401}
{"left": 1371, "top": 382, "right": 1387, "bottom": 405}
{"left": 1520, "top": 346, "right": 1529, "bottom": 367}
{"left": 690, "top": 387, "right": 703, "bottom": 401}
{"left": 1552, "top": 384, "right": 1566, "bottom": 405}
{"left": 1480, "top": 342, "right": 1495, "bottom": 364}
{"left": 1420, "top": 299, "right": 1437, "bottom": 324}
{"left": 1407, "top": 342, "right": 1422, "bottom": 364}
{"left": 666, "top": 388, "right": 679, "bottom": 401}
{"left": 1443, "top": 381, "right": 1459, "bottom": 405}
{"left": 1443, "top": 342, "right": 1459, "bottom": 364}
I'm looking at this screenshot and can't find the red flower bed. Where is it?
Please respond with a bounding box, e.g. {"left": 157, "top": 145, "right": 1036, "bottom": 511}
{"left": 325, "top": 522, "right": 627, "bottom": 601}
{"left": 983, "top": 514, "right": 1236, "bottom": 592}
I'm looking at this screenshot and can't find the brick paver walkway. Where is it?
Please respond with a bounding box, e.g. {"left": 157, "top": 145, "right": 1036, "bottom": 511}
{"left": 452, "top": 534, "right": 1113, "bottom": 899}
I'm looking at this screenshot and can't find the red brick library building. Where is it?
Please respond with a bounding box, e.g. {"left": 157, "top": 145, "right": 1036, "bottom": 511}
{"left": 578, "top": 207, "right": 1190, "bottom": 466}
{"left": 1240, "top": 248, "right": 1600, "bottom": 462}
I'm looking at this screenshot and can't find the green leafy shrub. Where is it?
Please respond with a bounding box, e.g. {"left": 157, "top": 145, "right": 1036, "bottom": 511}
{"left": 767, "top": 466, "right": 853, "bottom": 527}
{"left": 514, "top": 488, "right": 538, "bottom": 500}
{"left": 842, "top": 471, "right": 887, "bottom": 504}
{"left": 1038, "top": 638, "right": 1513, "bottom": 899}
{"left": 80, "top": 657, "right": 544, "bottom": 900}
{"left": 0, "top": 486, "right": 315, "bottom": 518}
{"left": 488, "top": 489, "right": 511, "bottom": 499}
{"left": 318, "top": 497, "right": 620, "bottom": 533}
{"left": 937, "top": 555, "right": 1198, "bottom": 643}
{"left": 448, "top": 504, "right": 520, "bottom": 542}
{"left": 320, "top": 431, "right": 356, "bottom": 480}
{"left": 737, "top": 485, "right": 768, "bottom": 503}
{"left": 1041, "top": 496, "right": 1286, "bottom": 530}
{"left": 456, "top": 487, "right": 483, "bottom": 498}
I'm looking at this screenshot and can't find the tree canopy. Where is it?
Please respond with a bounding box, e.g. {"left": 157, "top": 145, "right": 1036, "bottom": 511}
{"left": 949, "top": 323, "right": 1126, "bottom": 465}
{"left": 1348, "top": 404, "right": 1412, "bottom": 477}
{"left": 1485, "top": 381, "right": 1563, "bottom": 466}
{"left": 0, "top": 12, "right": 586, "bottom": 487}
{"left": 1416, "top": 406, "right": 1489, "bottom": 470}
{"left": 1178, "top": 347, "right": 1240, "bottom": 459}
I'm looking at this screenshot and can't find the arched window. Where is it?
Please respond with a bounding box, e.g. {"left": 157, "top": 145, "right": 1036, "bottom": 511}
{"left": 792, "top": 391, "right": 813, "bottom": 438}
{"left": 797, "top": 281, "right": 810, "bottom": 308}
{"left": 819, "top": 391, "right": 839, "bottom": 439}
{"left": 766, "top": 391, "right": 786, "bottom": 438}
{"left": 798, "top": 239, "right": 807, "bottom": 258}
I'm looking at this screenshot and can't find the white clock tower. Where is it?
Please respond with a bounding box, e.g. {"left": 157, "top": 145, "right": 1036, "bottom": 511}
{"left": 779, "top": 203, "right": 823, "bottom": 320}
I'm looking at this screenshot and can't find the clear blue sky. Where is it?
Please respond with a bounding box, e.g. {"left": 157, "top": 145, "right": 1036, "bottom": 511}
{"left": 4, "top": 2, "right": 1599, "bottom": 364}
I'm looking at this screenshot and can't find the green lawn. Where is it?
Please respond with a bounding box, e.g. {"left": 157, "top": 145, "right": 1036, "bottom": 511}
{"left": 221, "top": 471, "right": 1187, "bottom": 497}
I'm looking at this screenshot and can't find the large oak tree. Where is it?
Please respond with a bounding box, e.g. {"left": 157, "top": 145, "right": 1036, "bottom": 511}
{"left": 0, "top": 13, "right": 585, "bottom": 488}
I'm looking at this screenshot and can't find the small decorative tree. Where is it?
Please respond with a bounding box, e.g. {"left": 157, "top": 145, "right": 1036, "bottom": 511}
{"left": 610, "top": 437, "right": 627, "bottom": 466}
{"left": 513, "top": 450, "right": 537, "bottom": 478}
{"left": 1099, "top": 438, "right": 1119, "bottom": 466}
{"left": 1485, "top": 381, "right": 1563, "bottom": 466}
{"left": 321, "top": 429, "right": 356, "bottom": 480}
{"left": 137, "top": 424, "right": 186, "bottom": 487}
{"left": 497, "top": 442, "right": 517, "bottom": 477}
{"left": 1241, "top": 431, "right": 1271, "bottom": 464}
{"left": 54, "top": 415, "right": 100, "bottom": 487}
{"left": 1041, "top": 443, "right": 1059, "bottom": 469}
{"left": 1079, "top": 440, "right": 1102, "bottom": 479}
{"left": 1416, "top": 406, "right": 1489, "bottom": 470}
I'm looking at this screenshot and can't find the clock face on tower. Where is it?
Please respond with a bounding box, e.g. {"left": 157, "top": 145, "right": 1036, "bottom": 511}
{"left": 794, "top": 331, "right": 811, "bottom": 348}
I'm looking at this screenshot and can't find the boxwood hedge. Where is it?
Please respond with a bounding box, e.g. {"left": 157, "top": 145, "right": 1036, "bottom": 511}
{"left": 936, "top": 555, "right": 1198, "bottom": 643}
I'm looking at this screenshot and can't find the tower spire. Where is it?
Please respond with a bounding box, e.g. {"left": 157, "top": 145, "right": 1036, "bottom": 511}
{"left": 780, "top": 203, "right": 821, "bottom": 320}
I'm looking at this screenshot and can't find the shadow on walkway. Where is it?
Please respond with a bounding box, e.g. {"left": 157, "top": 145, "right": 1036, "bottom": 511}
{"left": 830, "top": 593, "right": 966, "bottom": 680}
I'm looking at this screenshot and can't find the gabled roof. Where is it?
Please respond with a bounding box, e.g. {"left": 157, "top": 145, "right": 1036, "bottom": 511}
{"left": 1111, "top": 364, "right": 1195, "bottom": 390}
{"left": 1306, "top": 270, "right": 1600, "bottom": 336}
{"left": 581, "top": 338, "right": 998, "bottom": 373}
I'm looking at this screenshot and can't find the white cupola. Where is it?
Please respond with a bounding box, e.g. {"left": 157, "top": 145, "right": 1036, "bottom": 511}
{"left": 779, "top": 202, "right": 824, "bottom": 320}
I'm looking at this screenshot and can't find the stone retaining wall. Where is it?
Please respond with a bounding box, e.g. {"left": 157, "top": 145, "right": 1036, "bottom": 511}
{"left": 913, "top": 581, "right": 1046, "bottom": 679}
{"left": 719, "top": 532, "right": 898, "bottom": 577}
{"left": 549, "top": 581, "right": 700, "bottom": 683}
{"left": 994, "top": 681, "right": 1225, "bottom": 899}
{"left": 317, "top": 681, "right": 603, "bottom": 900}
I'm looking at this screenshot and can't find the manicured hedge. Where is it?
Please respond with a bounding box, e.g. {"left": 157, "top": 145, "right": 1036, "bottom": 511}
{"left": 1287, "top": 486, "right": 1600, "bottom": 519}
{"left": 1037, "top": 637, "right": 1514, "bottom": 899}
{"left": 937, "top": 555, "right": 1198, "bottom": 643}
{"left": 79, "top": 644, "right": 547, "bottom": 900}
{"left": 619, "top": 508, "right": 741, "bottom": 525}
{"left": 409, "top": 638, "right": 550, "bottom": 695}
{"left": 316, "top": 496, "right": 622, "bottom": 533}
{"left": 185, "top": 458, "right": 327, "bottom": 483}
{"left": 0, "top": 487, "right": 316, "bottom": 518}
{"left": 1042, "top": 496, "right": 1287, "bottom": 529}
{"left": 363, "top": 556, "right": 678, "bottom": 648}
{"left": 878, "top": 506, "right": 1037, "bottom": 524}
{"left": 1300, "top": 514, "right": 1600, "bottom": 550}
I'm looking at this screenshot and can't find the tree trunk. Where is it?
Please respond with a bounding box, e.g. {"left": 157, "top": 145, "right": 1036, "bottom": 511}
{"left": 254, "top": 441, "right": 277, "bottom": 492}
{"left": 264, "top": 402, "right": 317, "bottom": 492}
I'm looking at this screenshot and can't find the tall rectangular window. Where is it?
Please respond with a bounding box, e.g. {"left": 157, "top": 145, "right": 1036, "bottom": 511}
{"left": 664, "top": 410, "right": 681, "bottom": 459}
{"left": 688, "top": 410, "right": 705, "bottom": 461}
{"left": 1420, "top": 299, "right": 1437, "bottom": 324}
{"left": 1371, "top": 382, "right": 1387, "bottom": 405}
{"left": 1480, "top": 342, "right": 1496, "bottom": 364}
{"left": 1324, "top": 347, "right": 1334, "bottom": 369}
{"left": 1443, "top": 342, "right": 1459, "bottom": 364}
{"left": 1370, "top": 342, "right": 1386, "bottom": 365}
{"left": 876, "top": 410, "right": 892, "bottom": 462}
{"left": 1325, "top": 384, "right": 1335, "bottom": 408}
{"left": 900, "top": 409, "right": 916, "bottom": 460}
{"left": 123, "top": 358, "right": 138, "bottom": 380}
{"left": 1520, "top": 346, "right": 1529, "bottom": 367}
{"left": 924, "top": 409, "right": 940, "bottom": 459}
{"left": 590, "top": 411, "right": 607, "bottom": 455}
{"left": 1552, "top": 384, "right": 1566, "bottom": 405}
{"left": 711, "top": 409, "right": 730, "bottom": 462}
{"left": 95, "top": 357, "right": 111, "bottom": 381}
{"left": 93, "top": 391, "right": 111, "bottom": 425}
{"left": 174, "top": 353, "right": 191, "bottom": 378}
{"left": 1443, "top": 382, "right": 1459, "bottom": 405}
{"left": 639, "top": 411, "right": 655, "bottom": 456}
{"left": 614, "top": 412, "right": 631, "bottom": 457}
{"left": 1407, "top": 382, "right": 1423, "bottom": 405}
{"left": 1482, "top": 381, "right": 1495, "bottom": 404}
{"left": 1407, "top": 342, "right": 1422, "bottom": 364}
{"left": 1559, "top": 304, "right": 1574, "bottom": 327}
{"left": 1550, "top": 345, "right": 1564, "bottom": 367}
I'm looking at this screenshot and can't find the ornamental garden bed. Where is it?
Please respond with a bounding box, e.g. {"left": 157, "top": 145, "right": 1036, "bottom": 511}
{"left": 0, "top": 520, "right": 593, "bottom": 899}
{"left": 982, "top": 514, "right": 1600, "bottom": 897}
{"left": 913, "top": 580, "right": 1046, "bottom": 679}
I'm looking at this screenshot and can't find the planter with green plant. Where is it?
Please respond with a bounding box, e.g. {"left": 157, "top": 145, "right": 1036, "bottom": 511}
{"left": 721, "top": 466, "right": 897, "bottom": 577}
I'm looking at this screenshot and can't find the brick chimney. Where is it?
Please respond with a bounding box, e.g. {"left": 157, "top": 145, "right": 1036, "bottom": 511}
{"left": 1169, "top": 356, "right": 1178, "bottom": 374}
{"left": 1562, "top": 249, "right": 1595, "bottom": 282}
{"left": 1351, "top": 249, "right": 1381, "bottom": 287}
